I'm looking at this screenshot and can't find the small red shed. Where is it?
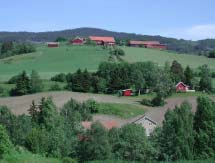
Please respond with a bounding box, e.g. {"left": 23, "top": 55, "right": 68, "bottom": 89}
{"left": 176, "top": 82, "right": 189, "bottom": 92}
{"left": 47, "top": 42, "right": 59, "bottom": 48}
{"left": 122, "top": 89, "right": 133, "bottom": 96}
{"left": 71, "top": 37, "right": 84, "bottom": 45}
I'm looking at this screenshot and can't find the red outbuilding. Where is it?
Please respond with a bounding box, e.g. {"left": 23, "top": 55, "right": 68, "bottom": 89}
{"left": 47, "top": 42, "right": 59, "bottom": 48}
{"left": 176, "top": 82, "right": 189, "bottom": 92}
{"left": 70, "top": 37, "right": 85, "bottom": 45}
{"left": 122, "top": 89, "right": 133, "bottom": 96}
{"left": 89, "top": 36, "right": 115, "bottom": 45}
{"left": 129, "top": 40, "right": 167, "bottom": 50}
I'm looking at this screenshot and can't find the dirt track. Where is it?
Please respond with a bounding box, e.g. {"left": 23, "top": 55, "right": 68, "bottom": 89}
{"left": 0, "top": 91, "right": 136, "bottom": 115}
{"left": 0, "top": 91, "right": 214, "bottom": 126}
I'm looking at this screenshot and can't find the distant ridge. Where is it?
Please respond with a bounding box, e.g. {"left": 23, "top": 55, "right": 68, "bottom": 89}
{"left": 0, "top": 27, "right": 215, "bottom": 54}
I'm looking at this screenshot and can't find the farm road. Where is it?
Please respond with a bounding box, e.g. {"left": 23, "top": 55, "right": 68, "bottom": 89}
{"left": 0, "top": 91, "right": 136, "bottom": 115}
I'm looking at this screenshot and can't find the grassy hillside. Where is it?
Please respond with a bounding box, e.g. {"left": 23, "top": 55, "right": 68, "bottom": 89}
{"left": 122, "top": 47, "right": 215, "bottom": 69}
{"left": 0, "top": 45, "right": 109, "bottom": 81}
{"left": 0, "top": 45, "right": 214, "bottom": 81}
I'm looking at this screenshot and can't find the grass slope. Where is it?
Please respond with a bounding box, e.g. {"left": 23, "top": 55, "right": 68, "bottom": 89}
{"left": 0, "top": 45, "right": 214, "bottom": 81}
{"left": 97, "top": 103, "right": 145, "bottom": 119}
{"left": 0, "top": 45, "right": 109, "bottom": 81}
{"left": 88, "top": 160, "right": 215, "bottom": 163}
{"left": 122, "top": 47, "right": 215, "bottom": 70}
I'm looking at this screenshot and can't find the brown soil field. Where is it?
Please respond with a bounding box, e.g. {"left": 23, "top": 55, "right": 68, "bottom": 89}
{"left": 1, "top": 91, "right": 214, "bottom": 126}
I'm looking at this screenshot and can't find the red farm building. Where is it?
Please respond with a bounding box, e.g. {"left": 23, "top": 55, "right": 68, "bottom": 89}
{"left": 129, "top": 40, "right": 167, "bottom": 50}
{"left": 70, "top": 37, "right": 85, "bottom": 45}
{"left": 176, "top": 82, "right": 195, "bottom": 93}
{"left": 122, "top": 89, "right": 133, "bottom": 96}
{"left": 89, "top": 36, "right": 115, "bottom": 46}
{"left": 47, "top": 42, "right": 59, "bottom": 48}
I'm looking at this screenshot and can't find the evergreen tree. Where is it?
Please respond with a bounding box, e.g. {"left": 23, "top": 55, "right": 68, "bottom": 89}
{"left": 184, "top": 66, "right": 194, "bottom": 88}
{"left": 194, "top": 96, "right": 215, "bottom": 159}
{"left": 30, "top": 70, "right": 43, "bottom": 93}
{"left": 77, "top": 122, "right": 111, "bottom": 162}
{"left": 0, "top": 125, "right": 12, "bottom": 158}
{"left": 158, "top": 102, "right": 194, "bottom": 161}
{"left": 170, "top": 60, "right": 184, "bottom": 83}
{"left": 199, "top": 65, "right": 213, "bottom": 92}
{"left": 11, "top": 71, "right": 30, "bottom": 96}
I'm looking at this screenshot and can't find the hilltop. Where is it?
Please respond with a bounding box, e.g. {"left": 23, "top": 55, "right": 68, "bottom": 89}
{"left": 1, "top": 27, "right": 215, "bottom": 54}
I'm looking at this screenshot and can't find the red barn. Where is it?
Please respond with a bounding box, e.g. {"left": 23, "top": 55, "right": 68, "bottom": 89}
{"left": 176, "top": 82, "right": 189, "bottom": 92}
{"left": 129, "top": 40, "right": 167, "bottom": 50}
{"left": 89, "top": 36, "right": 115, "bottom": 45}
{"left": 122, "top": 89, "right": 133, "bottom": 96}
{"left": 70, "top": 37, "right": 85, "bottom": 45}
{"left": 47, "top": 42, "right": 59, "bottom": 48}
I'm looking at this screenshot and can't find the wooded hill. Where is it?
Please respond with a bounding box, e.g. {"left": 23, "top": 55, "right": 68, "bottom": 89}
{"left": 1, "top": 27, "right": 215, "bottom": 55}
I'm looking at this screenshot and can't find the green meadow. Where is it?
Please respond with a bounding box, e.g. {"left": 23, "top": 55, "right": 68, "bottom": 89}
{"left": 122, "top": 47, "right": 215, "bottom": 69}
{"left": 0, "top": 45, "right": 214, "bottom": 81}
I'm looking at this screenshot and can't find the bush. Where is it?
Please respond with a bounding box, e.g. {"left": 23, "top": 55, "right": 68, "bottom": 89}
{"left": 111, "top": 48, "right": 125, "bottom": 56}
{"left": 0, "top": 86, "right": 3, "bottom": 94}
{"left": 141, "top": 99, "right": 153, "bottom": 106}
{"left": 51, "top": 73, "right": 67, "bottom": 82}
{"left": 151, "top": 95, "right": 165, "bottom": 106}
{"left": 208, "top": 51, "right": 215, "bottom": 58}
{"left": 50, "top": 83, "right": 61, "bottom": 91}
{"left": 62, "top": 157, "right": 77, "bottom": 163}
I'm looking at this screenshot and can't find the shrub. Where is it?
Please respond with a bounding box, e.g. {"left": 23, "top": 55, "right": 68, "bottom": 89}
{"left": 0, "top": 86, "right": 3, "bottom": 94}
{"left": 62, "top": 157, "right": 77, "bottom": 163}
{"left": 51, "top": 73, "right": 67, "bottom": 82}
{"left": 141, "top": 99, "right": 153, "bottom": 106}
{"left": 151, "top": 95, "right": 165, "bottom": 106}
{"left": 50, "top": 83, "right": 61, "bottom": 91}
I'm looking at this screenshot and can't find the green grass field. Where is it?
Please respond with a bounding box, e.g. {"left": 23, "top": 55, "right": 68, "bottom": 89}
{"left": 0, "top": 45, "right": 109, "bottom": 81}
{"left": 1, "top": 152, "right": 61, "bottom": 163}
{"left": 88, "top": 160, "right": 215, "bottom": 163}
{"left": 0, "top": 45, "right": 214, "bottom": 81}
{"left": 122, "top": 47, "right": 215, "bottom": 70}
{"left": 97, "top": 103, "right": 145, "bottom": 119}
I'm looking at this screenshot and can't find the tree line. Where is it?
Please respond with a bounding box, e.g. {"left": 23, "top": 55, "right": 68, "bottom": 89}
{"left": 0, "top": 41, "right": 36, "bottom": 59}
{"left": 4, "top": 61, "right": 214, "bottom": 106}
{"left": 0, "top": 96, "right": 214, "bottom": 162}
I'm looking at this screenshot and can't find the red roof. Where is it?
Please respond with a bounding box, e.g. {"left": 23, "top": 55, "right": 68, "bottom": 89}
{"left": 89, "top": 36, "right": 115, "bottom": 43}
{"left": 130, "top": 40, "right": 160, "bottom": 45}
{"left": 81, "top": 121, "right": 118, "bottom": 130}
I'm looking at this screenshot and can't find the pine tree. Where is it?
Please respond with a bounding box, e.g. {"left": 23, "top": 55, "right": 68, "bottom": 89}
{"left": 158, "top": 101, "right": 194, "bottom": 161}
{"left": 194, "top": 96, "right": 215, "bottom": 159}
{"left": 30, "top": 70, "right": 43, "bottom": 93}
{"left": 0, "top": 125, "right": 12, "bottom": 158}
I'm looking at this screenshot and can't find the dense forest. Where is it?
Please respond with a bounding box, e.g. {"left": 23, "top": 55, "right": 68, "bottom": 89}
{"left": 1, "top": 27, "right": 215, "bottom": 55}
{"left": 0, "top": 96, "right": 214, "bottom": 162}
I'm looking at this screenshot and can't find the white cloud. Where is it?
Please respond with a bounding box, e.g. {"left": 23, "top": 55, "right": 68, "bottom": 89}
{"left": 161, "top": 24, "right": 215, "bottom": 41}
{"left": 186, "top": 24, "right": 215, "bottom": 40}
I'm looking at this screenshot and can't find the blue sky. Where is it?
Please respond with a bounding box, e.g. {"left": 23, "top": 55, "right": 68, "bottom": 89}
{"left": 0, "top": 0, "right": 215, "bottom": 40}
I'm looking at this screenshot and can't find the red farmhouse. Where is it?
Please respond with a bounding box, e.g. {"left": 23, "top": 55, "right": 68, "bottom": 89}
{"left": 122, "top": 89, "right": 133, "bottom": 96}
{"left": 89, "top": 36, "right": 115, "bottom": 45}
{"left": 47, "top": 42, "right": 59, "bottom": 48}
{"left": 176, "top": 82, "right": 189, "bottom": 92}
{"left": 70, "top": 37, "right": 85, "bottom": 45}
{"left": 129, "top": 40, "right": 167, "bottom": 50}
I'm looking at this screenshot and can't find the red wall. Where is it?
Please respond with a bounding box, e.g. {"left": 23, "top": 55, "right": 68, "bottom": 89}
{"left": 176, "top": 83, "right": 186, "bottom": 92}
{"left": 122, "top": 90, "right": 132, "bottom": 96}
{"left": 72, "top": 39, "right": 84, "bottom": 44}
